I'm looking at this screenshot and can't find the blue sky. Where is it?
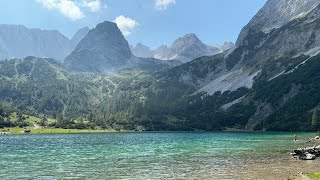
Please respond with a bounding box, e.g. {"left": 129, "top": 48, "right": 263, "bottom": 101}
{"left": 0, "top": 0, "right": 267, "bottom": 48}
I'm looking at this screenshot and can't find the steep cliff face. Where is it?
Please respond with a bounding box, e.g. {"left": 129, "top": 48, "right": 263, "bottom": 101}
{"left": 70, "top": 27, "right": 90, "bottom": 51}
{"left": 236, "top": 0, "right": 320, "bottom": 45}
{"left": 0, "top": 25, "right": 90, "bottom": 62}
{"left": 0, "top": 25, "right": 72, "bottom": 61}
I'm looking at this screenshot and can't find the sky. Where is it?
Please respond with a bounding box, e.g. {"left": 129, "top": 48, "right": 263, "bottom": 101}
{"left": 0, "top": 0, "right": 267, "bottom": 49}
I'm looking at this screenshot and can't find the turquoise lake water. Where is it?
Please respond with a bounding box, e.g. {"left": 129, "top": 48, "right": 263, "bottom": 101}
{"left": 0, "top": 132, "right": 319, "bottom": 180}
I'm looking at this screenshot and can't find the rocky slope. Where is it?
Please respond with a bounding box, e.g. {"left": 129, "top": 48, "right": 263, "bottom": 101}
{"left": 70, "top": 27, "right": 90, "bottom": 51}
{"left": 236, "top": 0, "right": 320, "bottom": 45}
{"left": 172, "top": 1, "right": 320, "bottom": 94}
{"left": 130, "top": 43, "right": 155, "bottom": 58}
{"left": 163, "top": 0, "right": 320, "bottom": 130}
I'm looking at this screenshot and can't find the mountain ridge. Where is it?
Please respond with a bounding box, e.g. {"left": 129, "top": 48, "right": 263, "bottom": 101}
{"left": 0, "top": 25, "right": 90, "bottom": 62}
{"left": 131, "top": 33, "right": 234, "bottom": 63}
{"left": 64, "top": 21, "right": 181, "bottom": 73}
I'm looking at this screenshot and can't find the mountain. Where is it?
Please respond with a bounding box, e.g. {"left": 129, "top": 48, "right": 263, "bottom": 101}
{"left": 2, "top": 0, "right": 320, "bottom": 132}
{"left": 70, "top": 27, "right": 90, "bottom": 51}
{"left": 64, "top": 21, "right": 134, "bottom": 73}
{"left": 155, "top": 33, "right": 212, "bottom": 63}
{"left": 154, "top": 34, "right": 234, "bottom": 63}
{"left": 159, "top": 0, "right": 320, "bottom": 131}
{"left": 131, "top": 34, "right": 234, "bottom": 63}
{"left": 0, "top": 25, "right": 90, "bottom": 62}
{"left": 173, "top": 0, "right": 320, "bottom": 95}
{"left": 64, "top": 21, "right": 180, "bottom": 73}
{"left": 236, "top": 0, "right": 319, "bottom": 45}
{"left": 130, "top": 43, "right": 155, "bottom": 58}
{"left": 209, "top": 42, "right": 235, "bottom": 52}
{"left": 0, "top": 25, "right": 71, "bottom": 61}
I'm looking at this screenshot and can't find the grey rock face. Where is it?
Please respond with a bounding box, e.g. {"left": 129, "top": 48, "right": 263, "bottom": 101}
{"left": 64, "top": 21, "right": 134, "bottom": 73}
{"left": 0, "top": 25, "right": 90, "bottom": 62}
{"left": 130, "top": 43, "right": 155, "bottom": 58}
{"left": 236, "top": 0, "right": 320, "bottom": 45}
{"left": 0, "top": 25, "right": 72, "bottom": 61}
{"left": 71, "top": 27, "right": 90, "bottom": 51}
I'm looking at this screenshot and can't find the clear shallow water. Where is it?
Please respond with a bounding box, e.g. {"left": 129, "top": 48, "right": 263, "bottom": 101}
{"left": 0, "top": 132, "right": 319, "bottom": 180}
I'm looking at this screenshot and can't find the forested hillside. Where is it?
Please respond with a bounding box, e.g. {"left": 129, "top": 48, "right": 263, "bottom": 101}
{"left": 0, "top": 54, "right": 319, "bottom": 131}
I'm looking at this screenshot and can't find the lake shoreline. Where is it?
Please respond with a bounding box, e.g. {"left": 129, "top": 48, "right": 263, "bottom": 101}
{"left": 0, "top": 127, "right": 124, "bottom": 135}
{"left": 1, "top": 127, "right": 318, "bottom": 135}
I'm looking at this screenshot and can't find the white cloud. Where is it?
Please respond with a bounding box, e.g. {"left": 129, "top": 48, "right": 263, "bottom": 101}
{"left": 113, "top": 15, "right": 138, "bottom": 37}
{"left": 80, "top": 0, "right": 101, "bottom": 12}
{"left": 155, "top": 0, "right": 176, "bottom": 10}
{"left": 37, "top": 0, "right": 85, "bottom": 20}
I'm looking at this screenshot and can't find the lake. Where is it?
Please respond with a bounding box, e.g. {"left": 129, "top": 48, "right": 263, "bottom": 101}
{"left": 0, "top": 132, "right": 319, "bottom": 179}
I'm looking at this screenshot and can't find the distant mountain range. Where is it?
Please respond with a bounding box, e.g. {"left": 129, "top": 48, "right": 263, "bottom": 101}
{"left": 0, "top": 24, "right": 232, "bottom": 66}
{"left": 130, "top": 34, "right": 234, "bottom": 63}
{"left": 64, "top": 21, "right": 180, "bottom": 73}
{"left": 0, "top": 25, "right": 90, "bottom": 62}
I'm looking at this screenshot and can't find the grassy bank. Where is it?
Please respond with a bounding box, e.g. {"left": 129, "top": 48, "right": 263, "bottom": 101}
{"left": 0, "top": 113, "right": 123, "bottom": 134}
{"left": 288, "top": 172, "right": 320, "bottom": 180}
{"left": 307, "top": 172, "right": 320, "bottom": 180}
{"left": 1, "top": 127, "right": 119, "bottom": 134}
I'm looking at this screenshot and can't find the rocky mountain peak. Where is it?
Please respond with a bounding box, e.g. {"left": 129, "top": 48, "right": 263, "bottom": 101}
{"left": 131, "top": 43, "right": 155, "bottom": 58}
{"left": 64, "top": 21, "right": 133, "bottom": 73}
{"left": 171, "top": 33, "right": 207, "bottom": 51}
{"left": 236, "top": 0, "right": 320, "bottom": 45}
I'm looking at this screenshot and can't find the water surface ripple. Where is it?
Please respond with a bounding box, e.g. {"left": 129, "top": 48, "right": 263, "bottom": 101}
{"left": 0, "top": 132, "right": 319, "bottom": 179}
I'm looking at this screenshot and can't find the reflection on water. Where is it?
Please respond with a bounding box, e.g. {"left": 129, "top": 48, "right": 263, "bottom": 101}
{"left": 0, "top": 132, "right": 318, "bottom": 179}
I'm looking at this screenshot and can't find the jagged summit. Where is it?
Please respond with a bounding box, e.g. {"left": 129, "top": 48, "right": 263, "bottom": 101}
{"left": 236, "top": 0, "right": 320, "bottom": 45}
{"left": 130, "top": 43, "right": 155, "bottom": 58}
{"left": 146, "top": 33, "right": 233, "bottom": 63}
{"left": 64, "top": 21, "right": 133, "bottom": 73}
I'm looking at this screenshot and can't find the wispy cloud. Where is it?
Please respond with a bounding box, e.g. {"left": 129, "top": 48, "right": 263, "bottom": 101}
{"left": 36, "top": 0, "right": 106, "bottom": 20}
{"left": 80, "top": 0, "right": 101, "bottom": 12}
{"left": 113, "top": 15, "right": 138, "bottom": 37}
{"left": 36, "top": 0, "right": 85, "bottom": 20}
{"left": 155, "top": 0, "right": 176, "bottom": 10}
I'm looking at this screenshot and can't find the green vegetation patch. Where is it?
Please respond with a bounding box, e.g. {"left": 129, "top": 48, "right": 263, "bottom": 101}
{"left": 307, "top": 172, "right": 320, "bottom": 180}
